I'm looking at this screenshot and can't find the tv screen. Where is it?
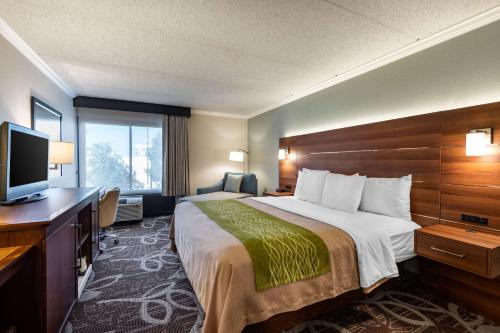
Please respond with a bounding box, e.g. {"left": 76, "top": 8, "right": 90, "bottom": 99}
{"left": 9, "top": 129, "right": 49, "bottom": 187}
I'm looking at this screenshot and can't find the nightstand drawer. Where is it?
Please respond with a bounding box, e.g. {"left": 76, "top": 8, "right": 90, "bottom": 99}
{"left": 416, "top": 232, "right": 489, "bottom": 276}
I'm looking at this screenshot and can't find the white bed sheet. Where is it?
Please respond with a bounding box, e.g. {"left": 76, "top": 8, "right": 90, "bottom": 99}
{"left": 251, "top": 196, "right": 420, "bottom": 287}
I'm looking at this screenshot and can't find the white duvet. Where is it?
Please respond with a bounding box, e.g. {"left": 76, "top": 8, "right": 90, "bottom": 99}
{"left": 251, "top": 196, "right": 421, "bottom": 288}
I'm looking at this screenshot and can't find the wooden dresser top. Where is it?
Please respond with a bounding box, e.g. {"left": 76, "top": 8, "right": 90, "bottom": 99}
{"left": 0, "top": 187, "right": 99, "bottom": 228}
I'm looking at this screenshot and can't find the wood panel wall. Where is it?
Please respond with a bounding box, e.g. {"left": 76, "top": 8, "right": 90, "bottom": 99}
{"left": 279, "top": 101, "right": 500, "bottom": 231}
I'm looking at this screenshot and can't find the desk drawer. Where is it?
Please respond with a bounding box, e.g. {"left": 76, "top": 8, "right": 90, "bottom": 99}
{"left": 416, "top": 232, "right": 488, "bottom": 276}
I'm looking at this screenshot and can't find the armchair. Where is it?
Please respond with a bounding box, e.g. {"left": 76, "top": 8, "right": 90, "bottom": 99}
{"left": 197, "top": 172, "right": 257, "bottom": 196}
{"left": 179, "top": 172, "right": 257, "bottom": 203}
{"left": 196, "top": 180, "right": 224, "bottom": 195}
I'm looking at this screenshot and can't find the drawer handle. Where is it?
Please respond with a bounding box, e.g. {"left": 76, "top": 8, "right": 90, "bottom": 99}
{"left": 430, "top": 246, "right": 465, "bottom": 258}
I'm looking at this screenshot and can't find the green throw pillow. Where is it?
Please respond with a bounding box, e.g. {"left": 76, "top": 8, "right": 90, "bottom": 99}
{"left": 224, "top": 174, "right": 243, "bottom": 193}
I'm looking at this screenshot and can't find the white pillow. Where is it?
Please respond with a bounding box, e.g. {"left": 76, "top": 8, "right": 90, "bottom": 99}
{"left": 321, "top": 173, "right": 366, "bottom": 213}
{"left": 360, "top": 175, "right": 412, "bottom": 220}
{"left": 294, "top": 169, "right": 329, "bottom": 203}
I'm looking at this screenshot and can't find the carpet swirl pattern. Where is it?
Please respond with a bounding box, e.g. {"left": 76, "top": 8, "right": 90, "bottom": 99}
{"left": 67, "top": 216, "right": 499, "bottom": 333}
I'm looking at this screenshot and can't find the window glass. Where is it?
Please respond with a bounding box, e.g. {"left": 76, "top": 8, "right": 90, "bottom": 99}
{"left": 131, "top": 126, "right": 162, "bottom": 190}
{"left": 82, "top": 123, "right": 161, "bottom": 191}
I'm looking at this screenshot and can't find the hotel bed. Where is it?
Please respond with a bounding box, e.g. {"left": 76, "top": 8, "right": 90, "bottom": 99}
{"left": 168, "top": 102, "right": 500, "bottom": 332}
{"left": 171, "top": 196, "right": 420, "bottom": 333}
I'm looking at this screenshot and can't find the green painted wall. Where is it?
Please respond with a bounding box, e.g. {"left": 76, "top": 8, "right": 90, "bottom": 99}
{"left": 248, "top": 20, "right": 500, "bottom": 194}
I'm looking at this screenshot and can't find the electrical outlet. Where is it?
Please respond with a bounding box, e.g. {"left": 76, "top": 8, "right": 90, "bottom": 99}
{"left": 461, "top": 213, "right": 488, "bottom": 225}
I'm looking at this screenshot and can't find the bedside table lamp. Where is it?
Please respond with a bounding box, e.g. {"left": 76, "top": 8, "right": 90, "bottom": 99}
{"left": 49, "top": 141, "right": 75, "bottom": 165}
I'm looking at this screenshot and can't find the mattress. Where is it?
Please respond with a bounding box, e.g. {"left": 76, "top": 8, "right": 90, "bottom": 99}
{"left": 251, "top": 196, "right": 420, "bottom": 263}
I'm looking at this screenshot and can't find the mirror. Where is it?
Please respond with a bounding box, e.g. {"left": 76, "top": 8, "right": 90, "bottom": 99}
{"left": 31, "top": 97, "right": 62, "bottom": 178}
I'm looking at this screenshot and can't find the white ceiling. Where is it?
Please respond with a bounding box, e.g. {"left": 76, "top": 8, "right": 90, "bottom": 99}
{"left": 1, "top": 0, "right": 500, "bottom": 117}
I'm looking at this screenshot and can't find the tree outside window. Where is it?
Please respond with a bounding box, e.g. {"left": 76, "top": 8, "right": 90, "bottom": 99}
{"left": 83, "top": 123, "right": 162, "bottom": 191}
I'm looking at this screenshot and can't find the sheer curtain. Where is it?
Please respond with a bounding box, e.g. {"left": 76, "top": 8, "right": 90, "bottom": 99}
{"left": 162, "top": 115, "right": 190, "bottom": 196}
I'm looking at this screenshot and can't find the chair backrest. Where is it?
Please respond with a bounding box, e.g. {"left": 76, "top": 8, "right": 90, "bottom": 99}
{"left": 223, "top": 172, "right": 257, "bottom": 195}
{"left": 99, "top": 187, "right": 120, "bottom": 229}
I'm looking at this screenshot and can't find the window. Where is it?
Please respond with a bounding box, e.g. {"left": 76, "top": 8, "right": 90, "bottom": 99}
{"left": 78, "top": 109, "right": 162, "bottom": 192}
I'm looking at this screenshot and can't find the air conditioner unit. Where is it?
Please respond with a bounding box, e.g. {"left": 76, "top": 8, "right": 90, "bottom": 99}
{"left": 115, "top": 195, "right": 143, "bottom": 222}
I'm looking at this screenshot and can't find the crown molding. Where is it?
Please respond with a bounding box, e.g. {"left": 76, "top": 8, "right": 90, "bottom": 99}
{"left": 191, "top": 109, "right": 249, "bottom": 119}
{"left": 0, "top": 17, "right": 76, "bottom": 98}
{"left": 247, "top": 5, "right": 500, "bottom": 119}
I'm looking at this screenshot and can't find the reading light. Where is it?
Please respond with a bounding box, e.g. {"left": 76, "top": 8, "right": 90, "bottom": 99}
{"left": 278, "top": 147, "right": 289, "bottom": 160}
{"left": 49, "top": 141, "right": 74, "bottom": 164}
{"left": 466, "top": 128, "right": 492, "bottom": 156}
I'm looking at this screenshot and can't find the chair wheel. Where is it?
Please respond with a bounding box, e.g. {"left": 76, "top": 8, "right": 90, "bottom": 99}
{"left": 114, "top": 239, "right": 119, "bottom": 244}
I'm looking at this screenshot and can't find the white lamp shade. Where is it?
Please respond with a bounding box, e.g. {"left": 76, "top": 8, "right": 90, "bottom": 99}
{"left": 229, "top": 151, "right": 244, "bottom": 162}
{"left": 49, "top": 141, "right": 74, "bottom": 164}
{"left": 466, "top": 132, "right": 487, "bottom": 156}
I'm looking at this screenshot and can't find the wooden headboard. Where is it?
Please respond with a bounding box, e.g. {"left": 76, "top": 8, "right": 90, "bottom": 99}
{"left": 279, "top": 101, "right": 500, "bottom": 231}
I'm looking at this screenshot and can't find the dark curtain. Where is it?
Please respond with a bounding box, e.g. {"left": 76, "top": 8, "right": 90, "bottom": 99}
{"left": 162, "top": 115, "right": 190, "bottom": 196}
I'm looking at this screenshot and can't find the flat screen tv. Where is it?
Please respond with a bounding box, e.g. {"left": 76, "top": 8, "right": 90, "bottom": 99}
{"left": 0, "top": 122, "right": 50, "bottom": 204}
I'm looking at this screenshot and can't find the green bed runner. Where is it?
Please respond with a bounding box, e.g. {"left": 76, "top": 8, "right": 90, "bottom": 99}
{"left": 192, "top": 199, "right": 330, "bottom": 291}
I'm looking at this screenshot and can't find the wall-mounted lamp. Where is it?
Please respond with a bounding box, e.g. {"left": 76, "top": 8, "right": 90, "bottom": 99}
{"left": 466, "top": 128, "right": 492, "bottom": 156}
{"left": 229, "top": 149, "right": 248, "bottom": 172}
{"left": 278, "top": 147, "right": 289, "bottom": 160}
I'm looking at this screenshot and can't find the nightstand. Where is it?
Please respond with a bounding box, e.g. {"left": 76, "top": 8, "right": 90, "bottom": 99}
{"left": 415, "top": 224, "right": 500, "bottom": 279}
{"left": 263, "top": 191, "right": 294, "bottom": 197}
{"left": 415, "top": 224, "right": 500, "bottom": 321}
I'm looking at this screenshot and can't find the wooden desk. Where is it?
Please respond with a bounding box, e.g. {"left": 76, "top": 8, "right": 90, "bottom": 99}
{"left": 0, "top": 187, "right": 100, "bottom": 333}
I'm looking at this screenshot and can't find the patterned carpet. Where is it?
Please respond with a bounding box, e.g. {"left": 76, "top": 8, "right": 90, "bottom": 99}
{"left": 67, "top": 216, "right": 499, "bottom": 333}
